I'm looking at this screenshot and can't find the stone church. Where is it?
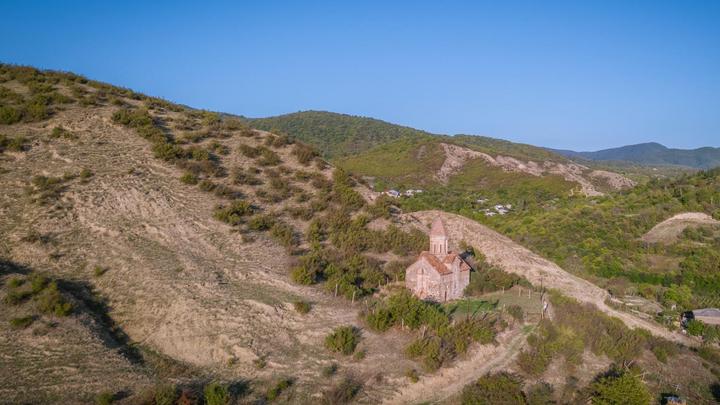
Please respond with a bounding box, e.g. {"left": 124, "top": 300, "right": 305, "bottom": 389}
{"left": 405, "top": 217, "right": 471, "bottom": 302}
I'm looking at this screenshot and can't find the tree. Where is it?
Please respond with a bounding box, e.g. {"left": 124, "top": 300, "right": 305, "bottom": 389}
{"left": 590, "top": 370, "right": 651, "bottom": 405}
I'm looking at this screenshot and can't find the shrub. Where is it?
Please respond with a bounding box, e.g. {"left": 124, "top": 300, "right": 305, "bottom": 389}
{"left": 231, "top": 167, "right": 262, "bottom": 185}
{"left": 95, "top": 392, "right": 114, "bottom": 405}
{"left": 322, "top": 363, "right": 338, "bottom": 377}
{"left": 686, "top": 319, "right": 705, "bottom": 336}
{"left": 405, "top": 368, "right": 419, "bottom": 383}
{"left": 465, "top": 258, "right": 528, "bottom": 296}
{"left": 525, "top": 382, "right": 555, "bottom": 405}
{"left": 322, "top": 376, "right": 362, "bottom": 404}
{"left": 253, "top": 357, "right": 267, "bottom": 369}
{"left": 180, "top": 172, "right": 199, "bottom": 185}
{"left": 203, "top": 382, "right": 230, "bottom": 405}
{"left": 213, "top": 200, "right": 254, "bottom": 225}
{"left": 325, "top": 325, "right": 360, "bottom": 355}
{"left": 93, "top": 266, "right": 108, "bottom": 277}
{"left": 7, "top": 277, "right": 24, "bottom": 288}
{"left": 293, "top": 300, "right": 311, "bottom": 314}
{"left": 460, "top": 373, "right": 526, "bottom": 405}
{"left": 80, "top": 168, "right": 94, "bottom": 180}
{"left": 258, "top": 147, "right": 281, "bottom": 166}
{"left": 0, "top": 106, "right": 22, "bottom": 124}
{"left": 35, "top": 281, "right": 73, "bottom": 316}
{"left": 198, "top": 179, "right": 216, "bottom": 192}
{"left": 270, "top": 222, "right": 297, "bottom": 248}
{"left": 353, "top": 348, "right": 366, "bottom": 361}
{"left": 9, "top": 315, "right": 34, "bottom": 329}
{"left": 266, "top": 377, "right": 292, "bottom": 401}
{"left": 50, "top": 126, "right": 78, "bottom": 140}
{"left": 152, "top": 142, "right": 187, "bottom": 161}
{"left": 589, "top": 369, "right": 651, "bottom": 405}
{"left": 0, "top": 134, "right": 28, "bottom": 153}
{"left": 507, "top": 305, "right": 524, "bottom": 323}
{"left": 238, "top": 144, "right": 260, "bottom": 158}
{"left": 292, "top": 143, "right": 318, "bottom": 165}
{"left": 213, "top": 184, "right": 242, "bottom": 199}
{"left": 247, "top": 214, "right": 276, "bottom": 231}
{"left": 154, "top": 385, "right": 177, "bottom": 405}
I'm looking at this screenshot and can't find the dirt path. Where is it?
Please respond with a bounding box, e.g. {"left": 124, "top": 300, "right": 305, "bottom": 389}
{"left": 383, "top": 327, "right": 529, "bottom": 405}
{"left": 403, "top": 211, "right": 694, "bottom": 346}
{"left": 641, "top": 212, "right": 720, "bottom": 244}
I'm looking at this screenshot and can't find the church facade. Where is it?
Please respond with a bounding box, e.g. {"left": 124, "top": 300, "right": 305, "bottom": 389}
{"left": 405, "top": 217, "right": 471, "bottom": 302}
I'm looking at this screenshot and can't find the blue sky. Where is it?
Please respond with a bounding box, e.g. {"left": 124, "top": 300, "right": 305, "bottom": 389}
{"left": 1, "top": 1, "right": 719, "bottom": 150}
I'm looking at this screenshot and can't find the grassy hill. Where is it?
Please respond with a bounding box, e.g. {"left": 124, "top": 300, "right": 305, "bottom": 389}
{"left": 551, "top": 142, "right": 720, "bottom": 169}
{"left": 248, "top": 110, "right": 432, "bottom": 159}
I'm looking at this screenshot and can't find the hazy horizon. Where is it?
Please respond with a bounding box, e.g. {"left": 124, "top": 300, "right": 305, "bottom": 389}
{"left": 2, "top": 1, "right": 718, "bottom": 150}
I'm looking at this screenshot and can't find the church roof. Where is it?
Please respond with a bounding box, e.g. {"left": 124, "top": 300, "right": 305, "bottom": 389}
{"left": 418, "top": 251, "right": 470, "bottom": 276}
{"left": 430, "top": 217, "right": 447, "bottom": 237}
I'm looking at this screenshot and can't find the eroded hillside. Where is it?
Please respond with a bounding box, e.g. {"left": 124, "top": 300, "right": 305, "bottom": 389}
{"left": 0, "top": 65, "right": 432, "bottom": 403}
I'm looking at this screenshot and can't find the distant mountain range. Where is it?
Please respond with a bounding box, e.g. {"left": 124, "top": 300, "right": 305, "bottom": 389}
{"left": 549, "top": 142, "right": 720, "bottom": 169}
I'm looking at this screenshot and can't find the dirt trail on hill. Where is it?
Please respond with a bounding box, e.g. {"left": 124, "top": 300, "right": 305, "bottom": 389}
{"left": 403, "top": 211, "right": 693, "bottom": 346}
{"left": 383, "top": 328, "right": 528, "bottom": 405}
{"left": 641, "top": 212, "right": 720, "bottom": 244}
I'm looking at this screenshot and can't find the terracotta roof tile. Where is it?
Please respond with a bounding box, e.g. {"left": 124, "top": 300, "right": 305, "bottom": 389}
{"left": 419, "top": 252, "right": 471, "bottom": 275}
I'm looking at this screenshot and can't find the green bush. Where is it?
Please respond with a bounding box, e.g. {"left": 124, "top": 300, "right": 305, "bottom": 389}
{"left": 213, "top": 200, "right": 254, "bottom": 225}
{"left": 258, "top": 147, "right": 281, "bottom": 166}
{"left": 525, "top": 382, "right": 555, "bottom": 405}
{"left": 266, "top": 377, "right": 292, "bottom": 401}
{"left": 95, "top": 392, "right": 114, "bottom": 405}
{"left": 293, "top": 300, "right": 311, "bottom": 314}
{"left": 247, "top": 214, "right": 276, "bottom": 231}
{"left": 154, "top": 384, "right": 177, "bottom": 405}
{"left": 80, "top": 168, "right": 94, "bottom": 179}
{"left": 50, "top": 126, "right": 78, "bottom": 140}
{"left": 35, "top": 281, "right": 73, "bottom": 316}
{"left": 686, "top": 319, "right": 705, "bottom": 336}
{"left": 405, "top": 368, "right": 419, "bottom": 383}
{"left": 180, "top": 172, "right": 199, "bottom": 185}
{"left": 465, "top": 255, "right": 528, "bottom": 296}
{"left": 9, "top": 315, "right": 34, "bottom": 329}
{"left": 461, "top": 373, "right": 526, "bottom": 405}
{"left": 322, "top": 363, "right": 338, "bottom": 377}
{"left": 292, "top": 143, "right": 318, "bottom": 165}
{"left": 238, "top": 144, "right": 260, "bottom": 158}
{"left": 0, "top": 106, "right": 22, "bottom": 124}
{"left": 93, "top": 266, "right": 108, "bottom": 277}
{"left": 507, "top": 305, "right": 524, "bottom": 323}
{"left": 270, "top": 222, "right": 297, "bottom": 248}
{"left": 589, "top": 369, "right": 651, "bottom": 405}
{"left": 325, "top": 325, "right": 360, "bottom": 355}
{"left": 203, "top": 382, "right": 230, "bottom": 405}
{"left": 322, "top": 376, "right": 362, "bottom": 404}
{"left": 231, "top": 167, "right": 262, "bottom": 185}
{"left": 0, "top": 134, "right": 28, "bottom": 152}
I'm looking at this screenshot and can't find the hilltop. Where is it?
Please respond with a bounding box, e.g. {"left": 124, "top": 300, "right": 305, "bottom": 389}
{"left": 551, "top": 142, "right": 720, "bottom": 169}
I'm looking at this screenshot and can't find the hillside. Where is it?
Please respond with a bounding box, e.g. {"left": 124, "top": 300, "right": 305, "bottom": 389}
{"left": 2, "top": 64, "right": 719, "bottom": 404}
{"left": 250, "top": 111, "right": 637, "bottom": 210}
{"left": 247, "top": 110, "right": 432, "bottom": 159}
{"left": 551, "top": 142, "right": 720, "bottom": 169}
{"left": 0, "top": 64, "right": 439, "bottom": 403}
